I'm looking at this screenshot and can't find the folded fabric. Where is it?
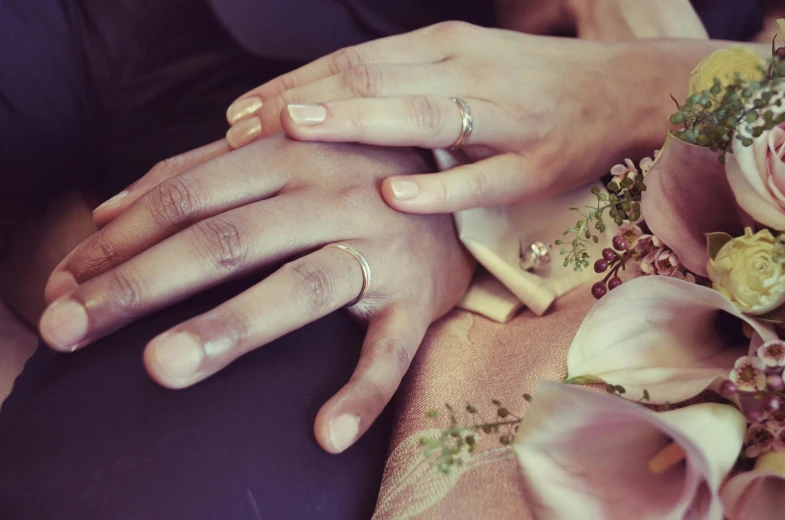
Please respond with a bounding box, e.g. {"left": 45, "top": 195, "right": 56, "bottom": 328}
{"left": 434, "top": 150, "right": 614, "bottom": 322}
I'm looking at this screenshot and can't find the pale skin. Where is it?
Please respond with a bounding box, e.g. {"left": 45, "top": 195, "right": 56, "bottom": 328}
{"left": 222, "top": 23, "right": 769, "bottom": 216}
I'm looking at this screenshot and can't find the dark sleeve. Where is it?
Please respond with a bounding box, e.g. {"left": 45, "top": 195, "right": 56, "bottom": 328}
{"left": 207, "top": 0, "right": 494, "bottom": 62}
{"left": 691, "top": 0, "right": 764, "bottom": 41}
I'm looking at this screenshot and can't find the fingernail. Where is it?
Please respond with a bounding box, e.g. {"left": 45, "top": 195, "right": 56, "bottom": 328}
{"left": 227, "top": 97, "right": 263, "bottom": 125}
{"left": 45, "top": 271, "right": 78, "bottom": 303}
{"left": 328, "top": 414, "right": 360, "bottom": 453}
{"left": 390, "top": 180, "right": 420, "bottom": 200}
{"left": 40, "top": 300, "right": 88, "bottom": 351}
{"left": 150, "top": 332, "right": 204, "bottom": 384}
{"left": 93, "top": 190, "right": 129, "bottom": 214}
{"left": 226, "top": 117, "right": 261, "bottom": 149}
{"left": 287, "top": 104, "right": 327, "bottom": 126}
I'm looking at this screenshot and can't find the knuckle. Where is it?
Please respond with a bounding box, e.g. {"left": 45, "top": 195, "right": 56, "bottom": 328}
{"left": 408, "top": 96, "right": 443, "bottom": 133}
{"left": 431, "top": 20, "right": 473, "bottom": 41}
{"left": 378, "top": 338, "right": 413, "bottom": 374}
{"left": 464, "top": 168, "right": 490, "bottom": 201}
{"left": 192, "top": 216, "right": 248, "bottom": 271}
{"left": 148, "top": 155, "right": 185, "bottom": 180}
{"left": 329, "top": 46, "right": 365, "bottom": 76}
{"left": 80, "top": 234, "right": 124, "bottom": 275}
{"left": 105, "top": 269, "right": 145, "bottom": 314}
{"left": 284, "top": 259, "right": 335, "bottom": 316}
{"left": 343, "top": 64, "right": 384, "bottom": 98}
{"left": 147, "top": 176, "right": 203, "bottom": 228}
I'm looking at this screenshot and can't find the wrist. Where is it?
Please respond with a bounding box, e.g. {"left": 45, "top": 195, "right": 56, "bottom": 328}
{"left": 605, "top": 40, "right": 770, "bottom": 157}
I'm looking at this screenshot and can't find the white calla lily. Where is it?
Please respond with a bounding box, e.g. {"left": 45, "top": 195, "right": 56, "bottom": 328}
{"left": 721, "top": 452, "right": 785, "bottom": 520}
{"left": 514, "top": 382, "right": 746, "bottom": 520}
{"left": 566, "top": 276, "right": 777, "bottom": 404}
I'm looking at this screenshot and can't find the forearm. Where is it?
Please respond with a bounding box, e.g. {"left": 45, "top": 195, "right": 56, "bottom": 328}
{"left": 612, "top": 39, "right": 770, "bottom": 158}
{"left": 494, "top": 0, "right": 707, "bottom": 39}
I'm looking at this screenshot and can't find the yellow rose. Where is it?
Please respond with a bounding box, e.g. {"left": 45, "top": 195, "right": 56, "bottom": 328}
{"left": 688, "top": 45, "right": 765, "bottom": 97}
{"left": 708, "top": 228, "right": 785, "bottom": 315}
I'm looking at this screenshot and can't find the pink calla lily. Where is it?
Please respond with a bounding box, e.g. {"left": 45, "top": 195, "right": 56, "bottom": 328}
{"left": 514, "top": 382, "right": 746, "bottom": 520}
{"left": 566, "top": 276, "right": 777, "bottom": 404}
{"left": 721, "top": 452, "right": 785, "bottom": 520}
{"left": 642, "top": 134, "right": 743, "bottom": 276}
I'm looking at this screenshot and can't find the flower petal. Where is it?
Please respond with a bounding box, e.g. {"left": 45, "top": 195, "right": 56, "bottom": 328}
{"left": 642, "top": 135, "right": 743, "bottom": 276}
{"left": 721, "top": 452, "right": 785, "bottom": 520}
{"left": 514, "top": 382, "right": 746, "bottom": 520}
{"left": 566, "top": 276, "right": 777, "bottom": 404}
{"left": 726, "top": 120, "right": 785, "bottom": 232}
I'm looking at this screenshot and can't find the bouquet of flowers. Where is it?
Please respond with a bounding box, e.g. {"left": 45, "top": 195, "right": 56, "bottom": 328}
{"left": 422, "top": 22, "right": 785, "bottom": 520}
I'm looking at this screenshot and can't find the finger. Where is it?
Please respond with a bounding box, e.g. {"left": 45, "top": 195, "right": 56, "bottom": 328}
{"left": 45, "top": 143, "right": 289, "bottom": 302}
{"left": 142, "top": 243, "right": 374, "bottom": 389}
{"left": 225, "top": 23, "right": 459, "bottom": 125}
{"left": 281, "top": 96, "right": 508, "bottom": 149}
{"left": 314, "top": 305, "right": 428, "bottom": 453}
{"left": 381, "top": 154, "right": 549, "bottom": 213}
{"left": 39, "top": 193, "right": 344, "bottom": 352}
{"left": 93, "top": 139, "right": 231, "bottom": 225}
{"left": 226, "top": 63, "right": 466, "bottom": 148}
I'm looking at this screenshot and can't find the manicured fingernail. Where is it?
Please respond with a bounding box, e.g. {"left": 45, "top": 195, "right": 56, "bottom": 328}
{"left": 40, "top": 300, "right": 88, "bottom": 351}
{"left": 328, "top": 414, "right": 360, "bottom": 452}
{"left": 150, "top": 332, "right": 204, "bottom": 384}
{"left": 226, "top": 117, "right": 261, "bottom": 148}
{"left": 93, "top": 190, "right": 129, "bottom": 214}
{"left": 227, "top": 97, "right": 263, "bottom": 125}
{"left": 287, "top": 104, "right": 327, "bottom": 126}
{"left": 45, "top": 271, "right": 78, "bottom": 303}
{"left": 390, "top": 180, "right": 420, "bottom": 200}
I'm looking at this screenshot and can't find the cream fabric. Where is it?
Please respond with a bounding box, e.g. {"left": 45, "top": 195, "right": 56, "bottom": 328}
{"left": 434, "top": 150, "right": 614, "bottom": 322}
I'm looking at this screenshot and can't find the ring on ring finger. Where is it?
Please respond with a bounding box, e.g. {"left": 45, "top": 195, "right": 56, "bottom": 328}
{"left": 325, "top": 243, "right": 372, "bottom": 307}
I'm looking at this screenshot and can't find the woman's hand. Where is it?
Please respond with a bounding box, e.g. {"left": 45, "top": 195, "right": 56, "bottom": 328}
{"left": 223, "top": 23, "right": 666, "bottom": 214}
{"left": 41, "top": 135, "right": 474, "bottom": 453}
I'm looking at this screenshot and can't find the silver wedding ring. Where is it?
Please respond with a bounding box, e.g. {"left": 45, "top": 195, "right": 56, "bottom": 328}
{"left": 327, "top": 244, "right": 372, "bottom": 307}
{"left": 450, "top": 98, "right": 473, "bottom": 150}
{"left": 519, "top": 240, "right": 552, "bottom": 271}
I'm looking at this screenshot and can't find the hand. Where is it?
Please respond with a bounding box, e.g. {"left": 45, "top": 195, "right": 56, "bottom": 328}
{"left": 41, "top": 135, "right": 474, "bottom": 453}
{"left": 223, "top": 22, "right": 662, "bottom": 214}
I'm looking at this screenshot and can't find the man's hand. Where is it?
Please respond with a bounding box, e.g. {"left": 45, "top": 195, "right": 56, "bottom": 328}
{"left": 41, "top": 135, "right": 474, "bottom": 453}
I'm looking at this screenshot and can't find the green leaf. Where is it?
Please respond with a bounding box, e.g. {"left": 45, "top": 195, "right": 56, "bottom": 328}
{"left": 563, "top": 375, "right": 607, "bottom": 385}
{"left": 706, "top": 232, "right": 733, "bottom": 261}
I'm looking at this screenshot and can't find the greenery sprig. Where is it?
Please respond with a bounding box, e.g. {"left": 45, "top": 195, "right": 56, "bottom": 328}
{"left": 420, "top": 397, "right": 528, "bottom": 474}
{"left": 557, "top": 176, "right": 645, "bottom": 271}
{"left": 670, "top": 57, "right": 785, "bottom": 161}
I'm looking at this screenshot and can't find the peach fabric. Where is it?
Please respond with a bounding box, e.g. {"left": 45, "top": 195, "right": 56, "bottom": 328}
{"left": 373, "top": 286, "right": 597, "bottom": 519}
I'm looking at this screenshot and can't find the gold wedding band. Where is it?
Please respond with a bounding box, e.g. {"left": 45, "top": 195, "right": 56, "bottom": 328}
{"left": 450, "top": 98, "right": 473, "bottom": 150}
{"left": 326, "top": 244, "right": 372, "bottom": 307}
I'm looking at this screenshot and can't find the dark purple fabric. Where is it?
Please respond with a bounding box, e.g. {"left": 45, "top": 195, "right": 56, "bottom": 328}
{"left": 207, "top": 0, "right": 763, "bottom": 62}
{"left": 0, "top": 280, "right": 392, "bottom": 520}
{"left": 0, "top": 2, "right": 390, "bottom": 518}
{"left": 208, "top": 0, "right": 495, "bottom": 62}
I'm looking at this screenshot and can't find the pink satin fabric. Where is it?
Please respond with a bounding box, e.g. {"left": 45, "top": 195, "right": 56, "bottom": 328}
{"left": 374, "top": 287, "right": 597, "bottom": 519}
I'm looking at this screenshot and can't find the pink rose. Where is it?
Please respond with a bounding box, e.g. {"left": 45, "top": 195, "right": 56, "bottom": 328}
{"left": 726, "top": 121, "right": 785, "bottom": 231}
